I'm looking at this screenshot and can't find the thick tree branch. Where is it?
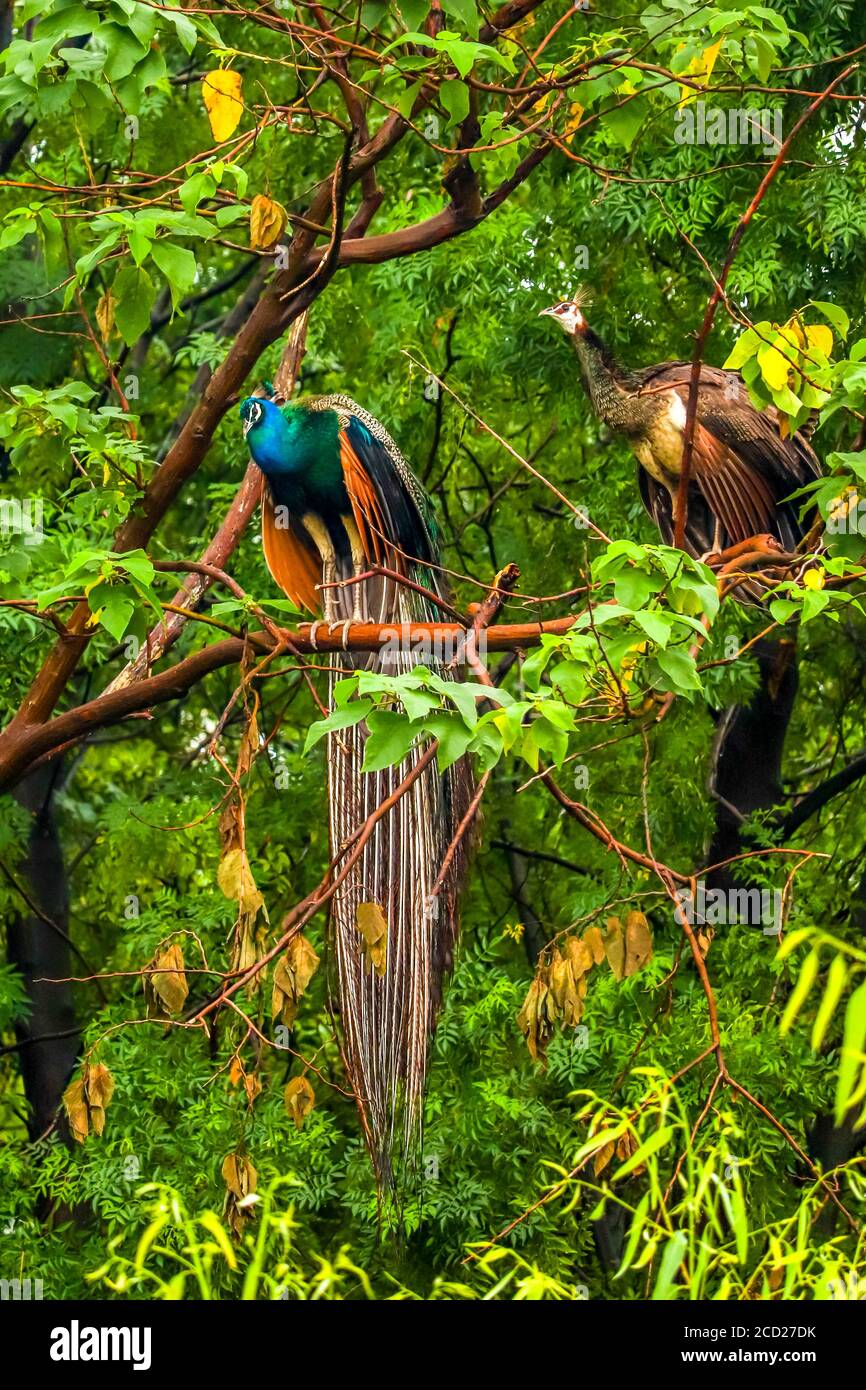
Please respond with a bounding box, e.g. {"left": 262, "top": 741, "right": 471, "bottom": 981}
{"left": 777, "top": 750, "right": 866, "bottom": 839}
{"left": 0, "top": 615, "right": 579, "bottom": 791}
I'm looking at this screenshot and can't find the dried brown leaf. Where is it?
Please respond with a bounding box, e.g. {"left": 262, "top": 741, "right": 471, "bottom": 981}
{"left": 63, "top": 1078, "right": 89, "bottom": 1144}
{"left": 593, "top": 1140, "right": 616, "bottom": 1176}
{"left": 517, "top": 975, "right": 556, "bottom": 1062}
{"left": 583, "top": 925, "right": 606, "bottom": 965}
{"left": 95, "top": 289, "right": 116, "bottom": 341}
{"left": 604, "top": 916, "right": 626, "bottom": 982}
{"left": 222, "top": 1150, "right": 258, "bottom": 1238}
{"left": 565, "top": 935, "right": 594, "bottom": 978}
{"left": 145, "top": 942, "right": 189, "bottom": 1017}
{"left": 271, "top": 934, "right": 320, "bottom": 1026}
{"left": 624, "top": 911, "right": 653, "bottom": 977}
{"left": 64, "top": 1062, "right": 115, "bottom": 1144}
{"left": 218, "top": 846, "right": 264, "bottom": 913}
{"left": 284, "top": 1075, "right": 315, "bottom": 1131}
{"left": 356, "top": 901, "right": 388, "bottom": 976}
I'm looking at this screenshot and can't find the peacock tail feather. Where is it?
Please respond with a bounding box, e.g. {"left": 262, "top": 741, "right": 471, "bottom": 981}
{"left": 311, "top": 397, "right": 473, "bottom": 1184}
{"left": 249, "top": 390, "right": 473, "bottom": 1186}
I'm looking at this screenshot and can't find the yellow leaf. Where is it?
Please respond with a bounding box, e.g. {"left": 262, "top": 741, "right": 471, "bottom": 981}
{"left": 757, "top": 339, "right": 791, "bottom": 392}
{"left": 805, "top": 324, "right": 833, "bottom": 359}
{"left": 250, "top": 194, "right": 288, "bottom": 250}
{"left": 679, "top": 39, "right": 723, "bottom": 104}
{"left": 786, "top": 317, "right": 807, "bottom": 349}
{"left": 803, "top": 568, "right": 825, "bottom": 590}
{"left": 201, "top": 70, "right": 244, "bottom": 142}
{"left": 828, "top": 488, "right": 858, "bottom": 527}
{"left": 563, "top": 101, "right": 584, "bottom": 143}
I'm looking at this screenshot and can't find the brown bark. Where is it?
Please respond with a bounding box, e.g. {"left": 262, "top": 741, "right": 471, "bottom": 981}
{"left": 6, "top": 765, "right": 78, "bottom": 1139}
{"left": 0, "top": 616, "right": 578, "bottom": 792}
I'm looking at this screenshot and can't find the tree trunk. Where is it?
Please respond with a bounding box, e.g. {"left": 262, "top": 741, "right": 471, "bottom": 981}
{"left": 6, "top": 763, "right": 78, "bottom": 1139}
{"left": 705, "top": 636, "right": 798, "bottom": 891}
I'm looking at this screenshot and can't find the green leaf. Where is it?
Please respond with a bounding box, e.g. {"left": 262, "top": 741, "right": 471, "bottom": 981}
{"left": 441, "top": 0, "right": 479, "bottom": 38}
{"left": 811, "top": 955, "right": 847, "bottom": 1052}
{"left": 655, "top": 646, "right": 701, "bottom": 694}
{"left": 440, "top": 79, "right": 469, "bottom": 130}
{"left": 811, "top": 300, "right": 849, "bottom": 340}
{"left": 611, "top": 1125, "right": 673, "bottom": 1180}
{"left": 634, "top": 608, "right": 675, "bottom": 647}
{"left": 780, "top": 949, "right": 820, "bottom": 1036}
{"left": 424, "top": 712, "right": 474, "bottom": 771}
{"left": 835, "top": 980, "right": 866, "bottom": 1124}
{"left": 723, "top": 327, "right": 760, "bottom": 372}
{"left": 394, "top": 0, "right": 428, "bottom": 32}
{"left": 150, "top": 241, "right": 197, "bottom": 311}
{"left": 362, "top": 708, "right": 417, "bottom": 771}
{"left": 303, "top": 700, "right": 373, "bottom": 753}
{"left": 87, "top": 581, "right": 135, "bottom": 641}
{"left": 651, "top": 1230, "right": 687, "bottom": 1300}
{"left": 601, "top": 94, "right": 648, "bottom": 150}
{"left": 112, "top": 265, "right": 157, "bottom": 345}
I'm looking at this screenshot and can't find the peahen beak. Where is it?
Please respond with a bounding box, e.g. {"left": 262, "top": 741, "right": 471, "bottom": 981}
{"left": 540, "top": 301, "right": 585, "bottom": 334}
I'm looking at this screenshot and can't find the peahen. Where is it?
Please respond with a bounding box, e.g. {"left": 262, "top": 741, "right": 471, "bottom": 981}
{"left": 240, "top": 392, "right": 472, "bottom": 1183}
{"left": 541, "top": 296, "right": 822, "bottom": 567}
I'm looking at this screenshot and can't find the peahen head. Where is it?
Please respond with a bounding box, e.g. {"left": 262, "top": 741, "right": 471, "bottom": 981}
{"left": 539, "top": 285, "right": 595, "bottom": 337}
{"left": 539, "top": 299, "right": 589, "bottom": 336}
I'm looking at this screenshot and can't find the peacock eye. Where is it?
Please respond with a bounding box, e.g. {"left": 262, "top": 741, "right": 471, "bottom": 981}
{"left": 242, "top": 400, "right": 262, "bottom": 436}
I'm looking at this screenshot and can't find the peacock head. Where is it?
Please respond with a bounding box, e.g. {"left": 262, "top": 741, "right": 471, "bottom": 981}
{"left": 240, "top": 396, "right": 269, "bottom": 438}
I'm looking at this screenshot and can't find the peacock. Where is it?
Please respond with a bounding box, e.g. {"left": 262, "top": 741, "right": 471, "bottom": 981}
{"left": 240, "top": 392, "right": 472, "bottom": 1184}
{"left": 541, "top": 295, "right": 822, "bottom": 567}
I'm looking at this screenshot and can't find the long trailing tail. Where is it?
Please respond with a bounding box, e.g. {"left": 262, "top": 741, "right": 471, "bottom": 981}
{"left": 325, "top": 502, "right": 472, "bottom": 1189}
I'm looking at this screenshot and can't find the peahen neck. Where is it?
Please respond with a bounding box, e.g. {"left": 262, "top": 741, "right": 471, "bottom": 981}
{"left": 573, "top": 328, "right": 653, "bottom": 435}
